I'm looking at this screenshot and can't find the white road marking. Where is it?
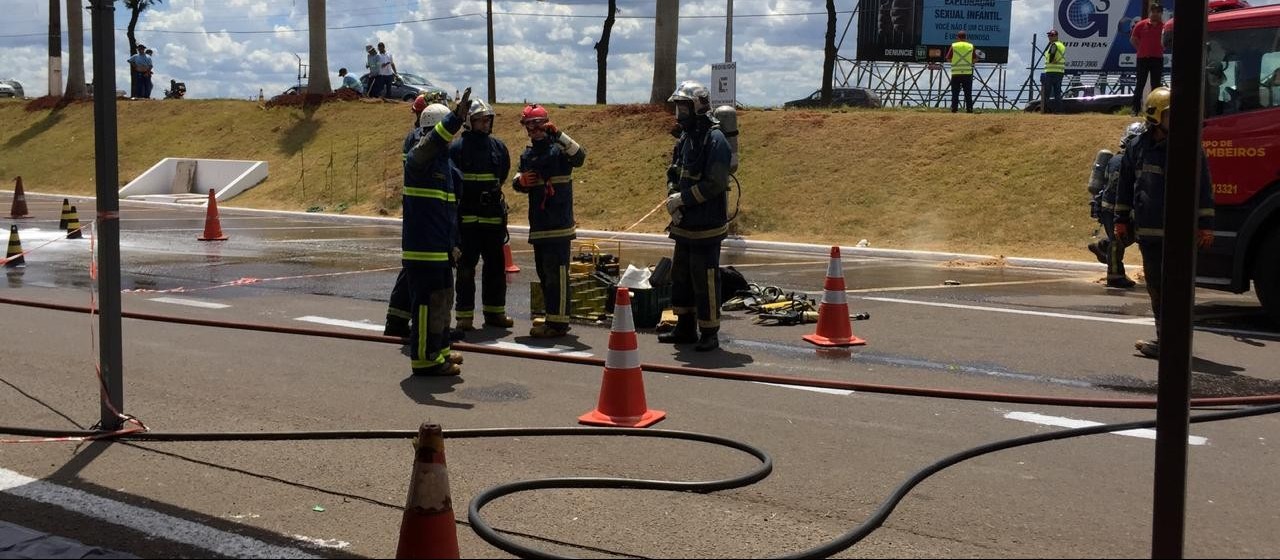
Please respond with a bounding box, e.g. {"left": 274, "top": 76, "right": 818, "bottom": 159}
{"left": 475, "top": 340, "right": 594, "bottom": 358}
{"left": 727, "top": 260, "right": 829, "bottom": 268}
{"left": 295, "top": 316, "right": 383, "bottom": 331}
{"left": 148, "top": 297, "right": 230, "bottom": 309}
{"left": 291, "top": 535, "right": 350, "bottom": 549}
{"left": 0, "top": 467, "right": 319, "bottom": 558}
{"left": 752, "top": 382, "right": 855, "bottom": 396}
{"left": 846, "top": 277, "right": 1080, "bottom": 293}
{"left": 859, "top": 295, "right": 1156, "bottom": 325}
{"left": 144, "top": 225, "right": 388, "bottom": 232}
{"left": 267, "top": 237, "right": 401, "bottom": 243}
{"left": 1004, "top": 411, "right": 1208, "bottom": 445}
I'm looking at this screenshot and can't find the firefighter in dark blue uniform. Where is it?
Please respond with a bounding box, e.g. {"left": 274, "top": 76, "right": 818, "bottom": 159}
{"left": 450, "top": 99, "right": 514, "bottom": 332}
{"left": 1088, "top": 121, "right": 1145, "bottom": 289}
{"left": 1114, "top": 87, "right": 1214, "bottom": 359}
{"left": 383, "top": 97, "right": 434, "bottom": 339}
{"left": 657, "top": 80, "right": 733, "bottom": 352}
{"left": 512, "top": 104, "right": 586, "bottom": 338}
{"left": 400, "top": 90, "right": 472, "bottom": 376}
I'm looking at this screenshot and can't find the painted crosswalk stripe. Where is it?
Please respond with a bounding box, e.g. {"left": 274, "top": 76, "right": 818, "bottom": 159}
{"left": 0, "top": 467, "right": 319, "bottom": 558}
{"left": 295, "top": 316, "right": 382, "bottom": 331}
{"left": 753, "top": 381, "right": 855, "bottom": 396}
{"left": 475, "top": 340, "right": 594, "bottom": 358}
{"left": 1003, "top": 411, "right": 1208, "bottom": 445}
{"left": 148, "top": 297, "right": 230, "bottom": 309}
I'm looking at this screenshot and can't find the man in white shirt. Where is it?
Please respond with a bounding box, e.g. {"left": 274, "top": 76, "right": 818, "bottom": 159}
{"left": 376, "top": 42, "right": 398, "bottom": 100}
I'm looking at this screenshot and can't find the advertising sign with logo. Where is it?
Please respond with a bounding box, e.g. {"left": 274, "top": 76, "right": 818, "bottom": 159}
{"left": 921, "top": 0, "right": 1011, "bottom": 64}
{"left": 710, "top": 62, "right": 737, "bottom": 107}
{"left": 1054, "top": 0, "right": 1174, "bottom": 73}
{"left": 856, "top": 0, "right": 925, "bottom": 62}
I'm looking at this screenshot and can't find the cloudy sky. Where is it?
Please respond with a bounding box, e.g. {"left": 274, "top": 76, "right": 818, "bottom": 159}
{"left": 1, "top": 0, "right": 1276, "bottom": 106}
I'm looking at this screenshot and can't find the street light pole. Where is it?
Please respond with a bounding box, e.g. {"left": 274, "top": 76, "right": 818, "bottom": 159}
{"left": 487, "top": 0, "right": 496, "bottom": 104}
{"left": 725, "top": 0, "right": 733, "bottom": 63}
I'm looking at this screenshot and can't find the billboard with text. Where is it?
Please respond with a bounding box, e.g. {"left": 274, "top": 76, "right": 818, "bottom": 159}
{"left": 857, "top": 0, "right": 1010, "bottom": 64}
{"left": 1053, "top": 0, "right": 1173, "bottom": 73}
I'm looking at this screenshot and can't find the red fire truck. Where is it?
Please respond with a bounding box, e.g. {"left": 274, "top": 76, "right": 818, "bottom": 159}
{"left": 1196, "top": 4, "right": 1280, "bottom": 323}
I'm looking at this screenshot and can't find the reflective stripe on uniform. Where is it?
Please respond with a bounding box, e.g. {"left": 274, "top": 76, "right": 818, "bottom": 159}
{"left": 456, "top": 310, "right": 475, "bottom": 319}
{"left": 1137, "top": 227, "right": 1164, "bottom": 237}
{"left": 404, "top": 187, "right": 456, "bottom": 201}
{"left": 482, "top": 305, "right": 506, "bottom": 314}
{"left": 547, "top": 175, "right": 573, "bottom": 184}
{"left": 705, "top": 266, "right": 719, "bottom": 326}
{"left": 691, "top": 184, "right": 707, "bottom": 204}
{"left": 411, "top": 304, "right": 446, "bottom": 369}
{"left": 462, "top": 173, "right": 499, "bottom": 182}
{"left": 403, "top": 250, "right": 449, "bottom": 262}
{"left": 434, "top": 121, "right": 454, "bottom": 143}
{"left": 529, "top": 227, "right": 577, "bottom": 240}
{"left": 1140, "top": 164, "right": 1164, "bottom": 175}
{"left": 387, "top": 307, "right": 411, "bottom": 320}
{"left": 1200, "top": 208, "right": 1215, "bottom": 217}
{"left": 669, "top": 224, "right": 729, "bottom": 240}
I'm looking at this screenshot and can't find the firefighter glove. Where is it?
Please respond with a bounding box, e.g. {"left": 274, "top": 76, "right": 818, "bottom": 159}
{"left": 665, "top": 193, "right": 684, "bottom": 215}
{"left": 1198, "top": 229, "right": 1214, "bottom": 249}
{"left": 1113, "top": 222, "right": 1129, "bottom": 241}
{"left": 453, "top": 87, "right": 472, "bottom": 120}
{"left": 542, "top": 122, "right": 559, "bottom": 139}
{"left": 517, "top": 171, "right": 542, "bottom": 189}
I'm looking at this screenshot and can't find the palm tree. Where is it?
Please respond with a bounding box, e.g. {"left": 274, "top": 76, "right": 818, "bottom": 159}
{"left": 123, "top": 0, "right": 162, "bottom": 55}
{"left": 594, "top": 0, "right": 618, "bottom": 104}
{"left": 821, "top": 0, "right": 836, "bottom": 105}
{"left": 65, "top": 0, "right": 87, "bottom": 99}
{"left": 306, "top": 0, "right": 331, "bottom": 94}
{"left": 649, "top": 0, "right": 678, "bottom": 104}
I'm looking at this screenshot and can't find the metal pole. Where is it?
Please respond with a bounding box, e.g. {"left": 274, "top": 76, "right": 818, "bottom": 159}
{"left": 487, "top": 0, "right": 496, "bottom": 104}
{"left": 90, "top": 0, "right": 124, "bottom": 432}
{"left": 1150, "top": 0, "right": 1206, "bottom": 556}
{"left": 49, "top": 0, "right": 63, "bottom": 96}
{"left": 725, "top": 0, "right": 733, "bottom": 63}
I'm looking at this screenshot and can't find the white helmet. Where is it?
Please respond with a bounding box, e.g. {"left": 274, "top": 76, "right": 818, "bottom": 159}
{"left": 418, "top": 103, "right": 451, "bottom": 133}
{"left": 668, "top": 80, "right": 711, "bottom": 114}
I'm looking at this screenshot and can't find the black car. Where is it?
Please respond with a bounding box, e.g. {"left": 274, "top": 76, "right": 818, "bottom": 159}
{"left": 1024, "top": 85, "right": 1130, "bottom": 114}
{"left": 784, "top": 87, "right": 882, "bottom": 109}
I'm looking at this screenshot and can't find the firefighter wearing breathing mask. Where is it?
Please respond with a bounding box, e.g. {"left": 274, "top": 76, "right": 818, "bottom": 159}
{"left": 398, "top": 89, "right": 472, "bottom": 376}
{"left": 512, "top": 104, "right": 586, "bottom": 338}
{"left": 1113, "top": 86, "right": 1214, "bottom": 360}
{"left": 450, "top": 99, "right": 514, "bottom": 332}
{"left": 658, "top": 80, "right": 733, "bottom": 352}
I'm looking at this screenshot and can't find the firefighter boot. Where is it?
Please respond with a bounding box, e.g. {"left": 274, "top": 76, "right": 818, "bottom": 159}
{"left": 484, "top": 312, "right": 514, "bottom": 328}
{"left": 694, "top": 328, "right": 720, "bottom": 352}
{"left": 657, "top": 314, "right": 697, "bottom": 344}
{"left": 529, "top": 322, "right": 571, "bottom": 338}
{"left": 383, "top": 318, "right": 410, "bottom": 339}
{"left": 446, "top": 351, "right": 464, "bottom": 365}
{"left": 1136, "top": 339, "right": 1160, "bottom": 359}
{"left": 455, "top": 317, "right": 475, "bottom": 331}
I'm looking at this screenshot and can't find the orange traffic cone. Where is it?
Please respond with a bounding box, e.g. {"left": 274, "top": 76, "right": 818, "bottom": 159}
{"left": 58, "top": 198, "right": 72, "bottom": 230}
{"left": 4, "top": 225, "right": 25, "bottom": 268}
{"left": 197, "top": 188, "right": 228, "bottom": 241}
{"left": 395, "top": 423, "right": 460, "bottom": 560}
{"left": 503, "top": 242, "right": 520, "bottom": 273}
{"left": 579, "top": 287, "right": 666, "bottom": 427}
{"left": 803, "top": 246, "right": 866, "bottom": 347}
{"left": 9, "top": 176, "right": 30, "bottom": 219}
{"left": 66, "top": 206, "right": 83, "bottom": 240}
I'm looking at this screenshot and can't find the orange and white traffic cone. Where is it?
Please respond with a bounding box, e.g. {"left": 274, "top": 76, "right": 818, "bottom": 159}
{"left": 9, "top": 176, "right": 30, "bottom": 219}
{"left": 65, "top": 206, "right": 83, "bottom": 240}
{"left": 803, "top": 246, "right": 866, "bottom": 347}
{"left": 503, "top": 242, "right": 520, "bottom": 273}
{"left": 579, "top": 287, "right": 666, "bottom": 427}
{"left": 197, "top": 188, "right": 229, "bottom": 241}
{"left": 395, "top": 423, "right": 460, "bottom": 560}
{"left": 4, "top": 225, "right": 25, "bottom": 268}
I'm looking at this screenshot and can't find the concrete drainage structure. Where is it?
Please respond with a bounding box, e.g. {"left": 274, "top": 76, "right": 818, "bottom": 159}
{"left": 119, "top": 158, "right": 268, "bottom": 204}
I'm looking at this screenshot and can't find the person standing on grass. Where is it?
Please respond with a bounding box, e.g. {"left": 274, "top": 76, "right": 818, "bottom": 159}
{"left": 1129, "top": 3, "right": 1166, "bottom": 117}
{"left": 946, "top": 31, "right": 976, "bottom": 113}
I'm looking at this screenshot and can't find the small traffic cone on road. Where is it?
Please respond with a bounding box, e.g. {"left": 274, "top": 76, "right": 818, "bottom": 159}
{"left": 803, "top": 246, "right": 866, "bottom": 347}
{"left": 503, "top": 242, "right": 520, "bottom": 273}
{"left": 394, "top": 423, "right": 460, "bottom": 560}
{"left": 58, "top": 198, "right": 72, "bottom": 230}
{"left": 4, "top": 225, "right": 25, "bottom": 268}
{"left": 65, "top": 206, "right": 83, "bottom": 240}
{"left": 579, "top": 287, "right": 666, "bottom": 428}
{"left": 9, "top": 176, "right": 30, "bottom": 219}
{"left": 197, "top": 189, "right": 228, "bottom": 241}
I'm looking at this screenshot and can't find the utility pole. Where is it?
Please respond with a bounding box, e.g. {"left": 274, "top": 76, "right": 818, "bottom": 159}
{"left": 487, "top": 0, "right": 496, "bottom": 104}
{"left": 725, "top": 0, "right": 732, "bottom": 63}
{"left": 49, "top": 0, "right": 63, "bottom": 96}
{"left": 89, "top": 0, "right": 123, "bottom": 432}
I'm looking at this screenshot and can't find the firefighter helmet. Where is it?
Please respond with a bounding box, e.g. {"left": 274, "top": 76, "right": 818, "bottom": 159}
{"left": 520, "top": 104, "right": 549, "bottom": 126}
{"left": 410, "top": 94, "right": 428, "bottom": 115}
{"left": 668, "top": 80, "right": 711, "bottom": 114}
{"left": 419, "top": 103, "right": 451, "bottom": 133}
{"left": 1121, "top": 121, "right": 1146, "bottom": 147}
{"left": 1143, "top": 87, "right": 1172, "bottom": 128}
{"left": 468, "top": 99, "right": 495, "bottom": 121}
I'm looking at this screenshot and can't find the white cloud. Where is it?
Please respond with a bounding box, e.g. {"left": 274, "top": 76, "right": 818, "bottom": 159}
{"left": 1, "top": 0, "right": 1278, "bottom": 103}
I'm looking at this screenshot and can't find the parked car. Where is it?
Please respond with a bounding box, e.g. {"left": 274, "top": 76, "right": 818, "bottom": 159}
{"left": 1023, "top": 85, "right": 1130, "bottom": 114}
{"left": 360, "top": 72, "right": 453, "bottom": 103}
{"left": 784, "top": 87, "right": 882, "bottom": 109}
{"left": 0, "top": 79, "right": 23, "bottom": 98}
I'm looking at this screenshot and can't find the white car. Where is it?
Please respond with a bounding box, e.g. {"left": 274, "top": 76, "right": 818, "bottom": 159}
{"left": 0, "top": 81, "right": 18, "bottom": 98}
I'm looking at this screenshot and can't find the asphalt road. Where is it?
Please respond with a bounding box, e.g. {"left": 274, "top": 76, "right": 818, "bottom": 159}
{"left": 3, "top": 194, "right": 1278, "bottom": 559}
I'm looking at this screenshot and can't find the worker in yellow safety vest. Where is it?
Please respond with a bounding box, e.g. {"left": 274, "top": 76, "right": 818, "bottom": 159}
{"left": 1041, "top": 29, "right": 1067, "bottom": 114}
{"left": 946, "top": 30, "right": 976, "bottom": 113}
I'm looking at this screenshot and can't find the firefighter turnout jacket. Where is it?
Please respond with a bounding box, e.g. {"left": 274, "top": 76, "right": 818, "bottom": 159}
{"left": 1114, "top": 130, "right": 1215, "bottom": 239}
{"left": 403, "top": 113, "right": 464, "bottom": 267}
{"left": 513, "top": 135, "right": 586, "bottom": 244}
{"left": 668, "top": 114, "right": 733, "bottom": 245}
{"left": 451, "top": 130, "right": 511, "bottom": 228}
